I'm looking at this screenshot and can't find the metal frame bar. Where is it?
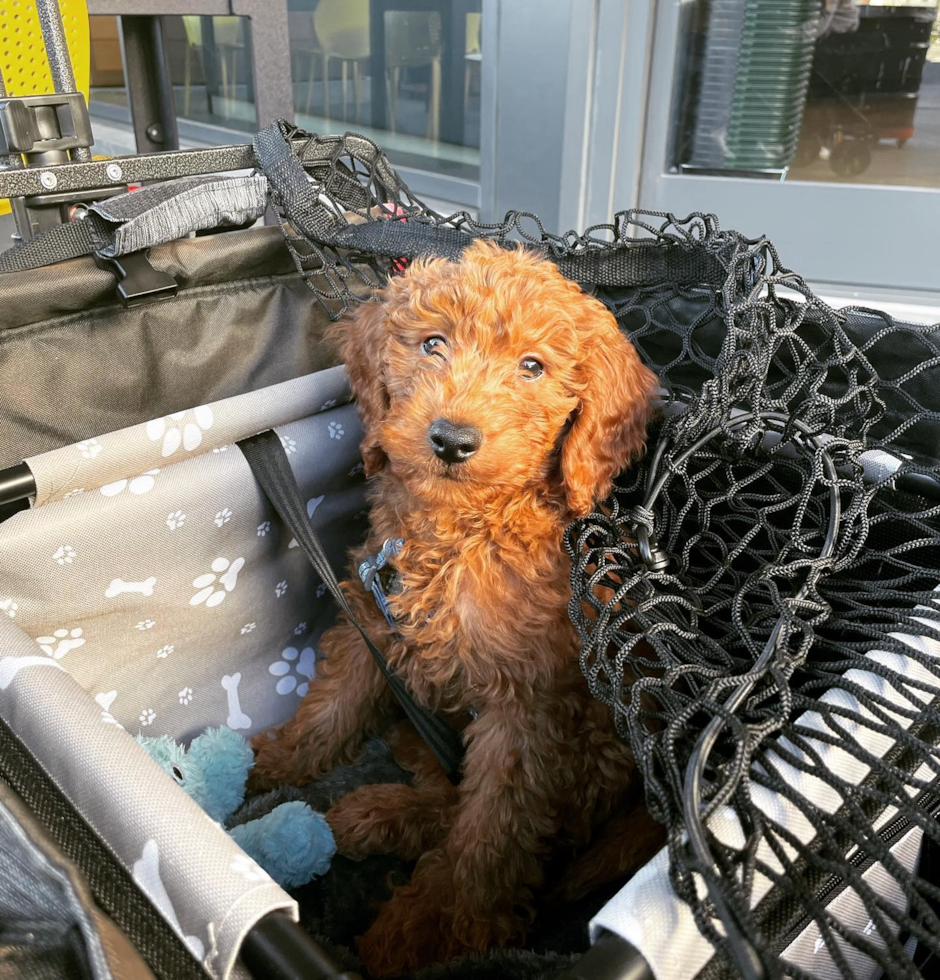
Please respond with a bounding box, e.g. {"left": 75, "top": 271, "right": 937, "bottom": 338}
{"left": 36, "top": 0, "right": 79, "bottom": 91}
{"left": 558, "top": 931, "right": 654, "bottom": 980}
{"left": 0, "top": 126, "right": 484, "bottom": 214}
{"left": 232, "top": 912, "right": 353, "bottom": 980}
{"left": 35, "top": 0, "right": 93, "bottom": 162}
{"left": 88, "top": 90, "right": 484, "bottom": 209}
{"left": 0, "top": 69, "right": 24, "bottom": 172}
{"left": 0, "top": 141, "right": 256, "bottom": 198}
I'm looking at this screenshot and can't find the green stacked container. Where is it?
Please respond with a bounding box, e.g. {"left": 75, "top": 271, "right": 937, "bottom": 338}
{"left": 687, "top": 0, "right": 822, "bottom": 172}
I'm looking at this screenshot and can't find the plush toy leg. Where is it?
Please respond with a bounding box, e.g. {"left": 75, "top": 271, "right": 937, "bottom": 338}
{"left": 228, "top": 801, "right": 336, "bottom": 889}
{"left": 187, "top": 726, "right": 255, "bottom": 824}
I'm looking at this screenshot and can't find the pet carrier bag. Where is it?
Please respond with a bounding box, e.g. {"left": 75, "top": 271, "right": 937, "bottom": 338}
{"left": 3, "top": 9, "right": 940, "bottom": 980}
{"left": 230, "top": 124, "right": 940, "bottom": 980}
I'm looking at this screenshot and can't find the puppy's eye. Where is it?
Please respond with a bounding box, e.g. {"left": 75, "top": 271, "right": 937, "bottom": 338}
{"left": 519, "top": 357, "right": 543, "bottom": 380}
{"left": 421, "top": 336, "right": 447, "bottom": 357}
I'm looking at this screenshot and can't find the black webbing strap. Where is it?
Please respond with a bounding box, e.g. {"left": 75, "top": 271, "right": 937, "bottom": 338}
{"left": 0, "top": 210, "right": 102, "bottom": 273}
{"left": 237, "top": 430, "right": 465, "bottom": 785}
{"left": 0, "top": 175, "right": 267, "bottom": 275}
{"left": 251, "top": 121, "right": 729, "bottom": 289}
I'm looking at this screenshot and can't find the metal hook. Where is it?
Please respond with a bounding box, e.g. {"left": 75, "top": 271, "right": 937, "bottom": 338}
{"left": 636, "top": 524, "right": 670, "bottom": 572}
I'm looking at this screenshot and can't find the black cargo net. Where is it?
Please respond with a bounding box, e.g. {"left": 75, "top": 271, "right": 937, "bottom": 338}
{"left": 253, "top": 121, "right": 733, "bottom": 316}
{"left": 257, "top": 123, "right": 940, "bottom": 980}
{"left": 569, "top": 268, "right": 940, "bottom": 980}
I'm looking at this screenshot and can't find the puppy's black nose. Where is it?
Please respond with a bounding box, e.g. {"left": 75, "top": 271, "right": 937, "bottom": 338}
{"left": 428, "top": 418, "right": 482, "bottom": 464}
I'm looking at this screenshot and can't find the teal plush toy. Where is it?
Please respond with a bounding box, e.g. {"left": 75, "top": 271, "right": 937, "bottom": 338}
{"left": 137, "top": 726, "right": 335, "bottom": 889}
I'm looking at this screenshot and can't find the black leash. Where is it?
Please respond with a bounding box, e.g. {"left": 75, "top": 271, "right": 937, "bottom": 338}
{"left": 238, "top": 430, "right": 465, "bottom": 784}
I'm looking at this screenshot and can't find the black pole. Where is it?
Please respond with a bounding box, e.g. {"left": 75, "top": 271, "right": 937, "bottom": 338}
{"left": 119, "top": 16, "right": 180, "bottom": 154}
{"left": 0, "top": 463, "right": 36, "bottom": 507}
{"left": 557, "top": 932, "right": 654, "bottom": 980}
{"left": 241, "top": 913, "right": 360, "bottom": 980}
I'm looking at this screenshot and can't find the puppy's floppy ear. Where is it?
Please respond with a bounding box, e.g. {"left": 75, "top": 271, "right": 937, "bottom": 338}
{"left": 330, "top": 299, "right": 390, "bottom": 476}
{"left": 561, "top": 300, "right": 658, "bottom": 517}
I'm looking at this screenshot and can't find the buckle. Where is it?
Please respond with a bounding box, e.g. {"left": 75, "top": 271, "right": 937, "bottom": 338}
{"left": 0, "top": 92, "right": 93, "bottom": 157}
{"left": 359, "top": 555, "right": 378, "bottom": 592}
{"left": 359, "top": 538, "right": 405, "bottom": 593}
{"left": 94, "top": 250, "right": 178, "bottom": 308}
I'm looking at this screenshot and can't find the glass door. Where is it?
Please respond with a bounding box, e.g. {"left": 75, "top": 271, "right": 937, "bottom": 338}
{"left": 638, "top": 0, "right": 940, "bottom": 294}
{"left": 287, "top": 0, "right": 483, "bottom": 209}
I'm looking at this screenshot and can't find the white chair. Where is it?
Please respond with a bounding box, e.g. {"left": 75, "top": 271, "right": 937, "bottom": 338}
{"left": 312, "top": 0, "right": 442, "bottom": 138}
{"left": 182, "top": 16, "right": 244, "bottom": 118}
{"left": 312, "top": 0, "right": 370, "bottom": 122}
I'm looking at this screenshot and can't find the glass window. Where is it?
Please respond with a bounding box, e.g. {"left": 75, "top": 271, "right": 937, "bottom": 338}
{"left": 88, "top": 14, "right": 257, "bottom": 154}
{"left": 88, "top": 15, "right": 136, "bottom": 157}
{"left": 88, "top": 4, "right": 482, "bottom": 186}
{"left": 165, "top": 15, "right": 257, "bottom": 134}
{"left": 670, "top": 0, "right": 940, "bottom": 188}
{"left": 287, "top": 0, "right": 482, "bottom": 182}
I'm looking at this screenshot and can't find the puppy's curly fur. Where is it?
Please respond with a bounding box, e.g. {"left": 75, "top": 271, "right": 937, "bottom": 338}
{"left": 252, "top": 240, "right": 663, "bottom": 976}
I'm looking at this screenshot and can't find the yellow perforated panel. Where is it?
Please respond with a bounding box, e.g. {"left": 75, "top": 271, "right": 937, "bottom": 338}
{"left": 1, "top": 0, "right": 90, "bottom": 215}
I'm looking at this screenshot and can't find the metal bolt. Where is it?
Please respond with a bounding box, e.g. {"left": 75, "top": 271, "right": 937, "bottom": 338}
{"left": 145, "top": 124, "right": 165, "bottom": 144}
{"left": 106, "top": 163, "right": 123, "bottom": 181}
{"left": 39, "top": 171, "right": 57, "bottom": 190}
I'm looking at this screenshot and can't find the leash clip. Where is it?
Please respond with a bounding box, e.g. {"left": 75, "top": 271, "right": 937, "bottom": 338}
{"left": 359, "top": 537, "right": 405, "bottom": 632}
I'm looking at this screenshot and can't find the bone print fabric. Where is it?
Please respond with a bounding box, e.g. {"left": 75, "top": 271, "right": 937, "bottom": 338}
{"left": 0, "top": 366, "right": 368, "bottom": 978}
{"left": 0, "top": 366, "right": 367, "bottom": 742}
{"left": 0, "top": 615, "right": 294, "bottom": 980}
{"left": 28, "top": 364, "right": 354, "bottom": 508}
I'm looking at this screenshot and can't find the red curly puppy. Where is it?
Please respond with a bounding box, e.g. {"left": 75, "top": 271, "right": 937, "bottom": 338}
{"left": 252, "top": 239, "right": 661, "bottom": 976}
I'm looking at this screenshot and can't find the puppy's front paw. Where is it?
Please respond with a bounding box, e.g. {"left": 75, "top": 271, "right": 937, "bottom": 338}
{"left": 328, "top": 783, "right": 451, "bottom": 861}
{"left": 247, "top": 728, "right": 315, "bottom": 791}
{"left": 327, "top": 787, "right": 393, "bottom": 860}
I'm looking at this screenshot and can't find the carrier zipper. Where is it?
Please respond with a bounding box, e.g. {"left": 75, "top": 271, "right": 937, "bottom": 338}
{"left": 774, "top": 789, "right": 940, "bottom": 955}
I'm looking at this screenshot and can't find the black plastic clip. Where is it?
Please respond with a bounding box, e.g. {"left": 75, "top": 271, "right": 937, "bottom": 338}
{"left": 94, "top": 251, "right": 178, "bottom": 308}
{"left": 0, "top": 92, "right": 93, "bottom": 156}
